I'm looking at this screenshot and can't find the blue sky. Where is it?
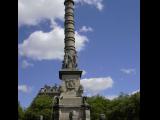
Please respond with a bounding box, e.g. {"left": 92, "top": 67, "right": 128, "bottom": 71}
{"left": 18, "top": 0, "right": 140, "bottom": 108}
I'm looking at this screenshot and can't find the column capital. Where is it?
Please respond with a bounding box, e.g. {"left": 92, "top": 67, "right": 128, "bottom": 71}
{"left": 64, "top": 0, "right": 74, "bottom": 5}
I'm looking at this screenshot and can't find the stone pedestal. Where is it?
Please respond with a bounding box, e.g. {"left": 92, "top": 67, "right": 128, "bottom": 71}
{"left": 59, "top": 69, "right": 82, "bottom": 97}
{"left": 53, "top": 97, "right": 90, "bottom": 120}
{"left": 53, "top": 69, "right": 90, "bottom": 120}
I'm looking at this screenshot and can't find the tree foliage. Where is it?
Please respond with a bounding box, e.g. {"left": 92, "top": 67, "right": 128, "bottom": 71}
{"left": 19, "top": 92, "right": 140, "bottom": 120}
{"left": 87, "top": 92, "right": 140, "bottom": 120}
{"left": 18, "top": 101, "right": 24, "bottom": 120}
{"left": 23, "top": 95, "right": 53, "bottom": 120}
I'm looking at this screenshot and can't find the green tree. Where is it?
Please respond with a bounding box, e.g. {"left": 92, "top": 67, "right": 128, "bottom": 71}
{"left": 87, "top": 95, "right": 110, "bottom": 120}
{"left": 87, "top": 92, "right": 140, "bottom": 120}
{"left": 106, "top": 92, "right": 140, "bottom": 120}
{"left": 22, "top": 92, "right": 140, "bottom": 120}
{"left": 18, "top": 101, "right": 24, "bottom": 120}
{"left": 24, "top": 95, "right": 53, "bottom": 120}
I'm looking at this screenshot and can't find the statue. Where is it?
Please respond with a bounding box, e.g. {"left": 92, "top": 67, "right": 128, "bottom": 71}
{"left": 62, "top": 51, "right": 78, "bottom": 69}
{"left": 54, "top": 96, "right": 59, "bottom": 104}
{"left": 62, "top": 53, "right": 68, "bottom": 68}
{"left": 69, "top": 111, "right": 77, "bottom": 120}
{"left": 69, "top": 111, "right": 73, "bottom": 120}
{"left": 59, "top": 85, "right": 65, "bottom": 93}
{"left": 77, "top": 84, "right": 83, "bottom": 96}
{"left": 83, "top": 96, "right": 87, "bottom": 105}
{"left": 73, "top": 53, "right": 78, "bottom": 68}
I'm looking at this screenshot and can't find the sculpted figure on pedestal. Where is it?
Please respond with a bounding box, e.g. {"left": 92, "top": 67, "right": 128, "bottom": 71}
{"left": 59, "top": 85, "right": 65, "bottom": 93}
{"left": 62, "top": 51, "right": 77, "bottom": 69}
{"left": 54, "top": 96, "right": 59, "bottom": 105}
{"left": 69, "top": 111, "right": 73, "bottom": 120}
{"left": 77, "top": 84, "right": 83, "bottom": 96}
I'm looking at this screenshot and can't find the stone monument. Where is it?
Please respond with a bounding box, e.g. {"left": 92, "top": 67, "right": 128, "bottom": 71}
{"left": 53, "top": 0, "right": 90, "bottom": 120}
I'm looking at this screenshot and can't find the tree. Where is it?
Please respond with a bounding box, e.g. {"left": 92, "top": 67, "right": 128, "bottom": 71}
{"left": 87, "top": 95, "right": 110, "bottom": 120}
{"left": 18, "top": 101, "right": 24, "bottom": 120}
{"left": 22, "top": 92, "right": 140, "bottom": 120}
{"left": 24, "top": 95, "right": 53, "bottom": 120}
{"left": 87, "top": 92, "right": 140, "bottom": 120}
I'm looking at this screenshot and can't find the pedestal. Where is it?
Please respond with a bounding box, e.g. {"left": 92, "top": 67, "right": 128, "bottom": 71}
{"left": 53, "top": 69, "right": 90, "bottom": 120}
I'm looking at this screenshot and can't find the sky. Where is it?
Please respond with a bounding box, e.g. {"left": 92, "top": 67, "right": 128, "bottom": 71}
{"left": 18, "top": 0, "right": 140, "bottom": 108}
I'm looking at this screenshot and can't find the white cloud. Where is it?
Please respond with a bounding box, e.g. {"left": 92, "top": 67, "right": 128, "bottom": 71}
{"left": 105, "top": 95, "right": 118, "bottom": 100}
{"left": 18, "top": 0, "right": 102, "bottom": 59}
{"left": 82, "top": 70, "right": 87, "bottom": 75}
{"left": 81, "top": 77, "right": 113, "bottom": 95}
{"left": 18, "top": 0, "right": 104, "bottom": 27}
{"left": 21, "top": 60, "right": 34, "bottom": 69}
{"left": 18, "top": 85, "right": 32, "bottom": 93}
{"left": 18, "top": 0, "right": 104, "bottom": 60}
{"left": 120, "top": 68, "right": 136, "bottom": 75}
{"left": 75, "top": 0, "right": 104, "bottom": 11}
{"left": 105, "top": 89, "right": 140, "bottom": 100}
{"left": 79, "top": 26, "right": 93, "bottom": 33}
{"left": 129, "top": 89, "right": 140, "bottom": 95}
{"left": 18, "top": 0, "right": 64, "bottom": 26}
{"left": 19, "top": 25, "right": 88, "bottom": 61}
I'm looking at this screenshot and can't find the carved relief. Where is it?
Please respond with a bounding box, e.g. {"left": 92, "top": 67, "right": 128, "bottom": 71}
{"left": 66, "top": 80, "right": 75, "bottom": 89}
{"left": 62, "top": 51, "right": 77, "bottom": 69}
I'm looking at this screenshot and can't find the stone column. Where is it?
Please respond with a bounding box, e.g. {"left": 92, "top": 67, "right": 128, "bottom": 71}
{"left": 53, "top": 1, "right": 91, "bottom": 119}
{"left": 63, "top": 0, "right": 77, "bottom": 69}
